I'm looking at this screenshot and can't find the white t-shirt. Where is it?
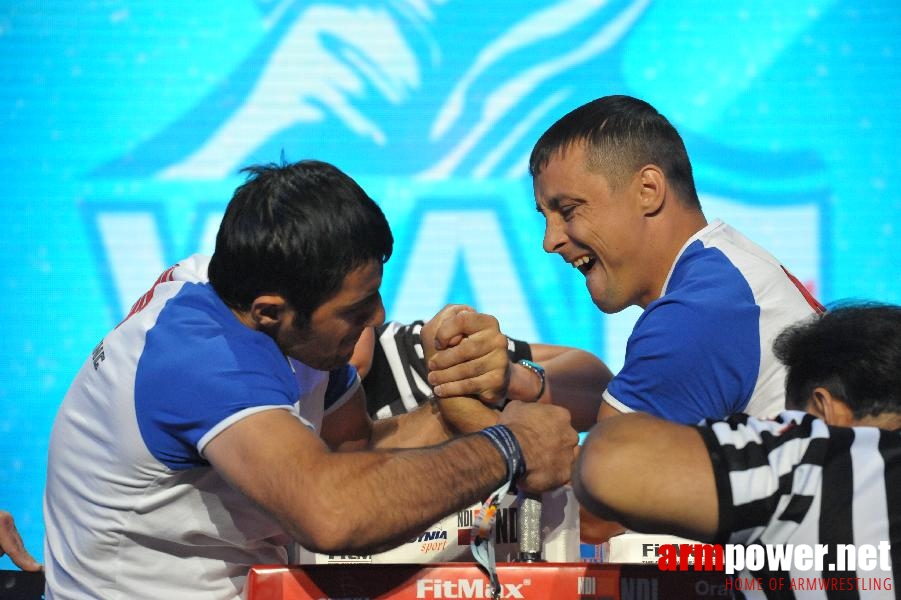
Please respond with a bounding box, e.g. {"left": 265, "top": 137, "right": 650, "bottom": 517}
{"left": 43, "top": 255, "right": 358, "bottom": 600}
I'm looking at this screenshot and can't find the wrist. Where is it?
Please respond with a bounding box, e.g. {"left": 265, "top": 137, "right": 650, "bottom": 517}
{"left": 506, "top": 361, "right": 538, "bottom": 403}
{"left": 510, "top": 359, "right": 545, "bottom": 403}
{"left": 478, "top": 424, "right": 526, "bottom": 483}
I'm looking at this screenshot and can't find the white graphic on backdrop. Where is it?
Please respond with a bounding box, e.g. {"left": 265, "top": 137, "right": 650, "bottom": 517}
{"left": 162, "top": 3, "right": 429, "bottom": 179}
{"left": 159, "top": 0, "right": 652, "bottom": 181}
{"left": 422, "top": 0, "right": 651, "bottom": 179}
{"left": 87, "top": 0, "right": 824, "bottom": 361}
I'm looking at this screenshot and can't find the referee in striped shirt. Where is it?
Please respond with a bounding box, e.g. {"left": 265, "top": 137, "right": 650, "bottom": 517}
{"left": 573, "top": 302, "right": 900, "bottom": 598}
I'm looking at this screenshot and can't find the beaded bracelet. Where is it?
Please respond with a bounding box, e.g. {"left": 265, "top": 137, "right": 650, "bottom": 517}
{"left": 517, "top": 359, "right": 546, "bottom": 401}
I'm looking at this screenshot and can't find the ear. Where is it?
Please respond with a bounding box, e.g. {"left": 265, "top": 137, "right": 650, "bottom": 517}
{"left": 636, "top": 165, "right": 665, "bottom": 216}
{"left": 247, "top": 294, "right": 290, "bottom": 329}
{"left": 808, "top": 387, "right": 855, "bottom": 427}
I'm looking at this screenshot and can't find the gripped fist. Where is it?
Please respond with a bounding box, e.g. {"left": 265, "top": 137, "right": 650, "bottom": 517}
{"left": 497, "top": 400, "right": 578, "bottom": 494}
{"left": 426, "top": 307, "right": 511, "bottom": 405}
{"left": 419, "top": 304, "right": 475, "bottom": 362}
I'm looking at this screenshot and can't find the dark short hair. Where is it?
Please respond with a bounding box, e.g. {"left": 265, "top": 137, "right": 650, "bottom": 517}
{"left": 529, "top": 95, "right": 700, "bottom": 210}
{"left": 208, "top": 160, "right": 393, "bottom": 324}
{"left": 774, "top": 302, "right": 901, "bottom": 419}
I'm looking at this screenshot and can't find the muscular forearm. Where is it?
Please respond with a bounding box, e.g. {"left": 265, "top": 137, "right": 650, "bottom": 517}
{"left": 435, "top": 395, "right": 499, "bottom": 434}
{"left": 293, "top": 433, "right": 510, "bottom": 554}
{"left": 528, "top": 346, "right": 612, "bottom": 431}
{"left": 209, "top": 399, "right": 576, "bottom": 557}
{"left": 369, "top": 398, "right": 453, "bottom": 449}
{"left": 206, "top": 409, "right": 511, "bottom": 555}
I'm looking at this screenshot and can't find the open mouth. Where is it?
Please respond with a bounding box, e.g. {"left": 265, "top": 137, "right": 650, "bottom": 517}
{"left": 571, "top": 255, "right": 596, "bottom": 275}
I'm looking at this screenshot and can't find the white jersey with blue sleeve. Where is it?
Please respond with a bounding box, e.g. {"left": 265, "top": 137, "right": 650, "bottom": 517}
{"left": 44, "top": 255, "right": 359, "bottom": 600}
{"left": 603, "top": 220, "right": 824, "bottom": 424}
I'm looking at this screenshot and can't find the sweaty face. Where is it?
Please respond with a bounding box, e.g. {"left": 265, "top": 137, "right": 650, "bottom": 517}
{"left": 280, "top": 260, "right": 385, "bottom": 371}
{"left": 533, "top": 143, "right": 655, "bottom": 313}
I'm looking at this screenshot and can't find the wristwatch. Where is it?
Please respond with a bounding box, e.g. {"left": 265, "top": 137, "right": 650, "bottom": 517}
{"left": 516, "top": 359, "right": 546, "bottom": 402}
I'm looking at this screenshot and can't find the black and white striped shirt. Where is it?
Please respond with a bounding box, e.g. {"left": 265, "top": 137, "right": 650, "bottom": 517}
{"left": 697, "top": 411, "right": 900, "bottom": 599}
{"left": 362, "top": 320, "right": 532, "bottom": 419}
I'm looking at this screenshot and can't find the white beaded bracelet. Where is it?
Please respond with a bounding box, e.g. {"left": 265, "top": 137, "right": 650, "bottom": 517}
{"left": 517, "top": 359, "right": 546, "bottom": 401}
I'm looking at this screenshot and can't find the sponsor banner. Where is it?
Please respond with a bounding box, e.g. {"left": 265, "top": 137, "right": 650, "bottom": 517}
{"left": 246, "top": 562, "right": 730, "bottom": 600}
{"left": 247, "top": 563, "right": 620, "bottom": 599}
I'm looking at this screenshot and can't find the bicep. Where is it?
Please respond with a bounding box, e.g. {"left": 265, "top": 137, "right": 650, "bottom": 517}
{"left": 203, "top": 408, "right": 334, "bottom": 545}
{"left": 320, "top": 386, "right": 372, "bottom": 451}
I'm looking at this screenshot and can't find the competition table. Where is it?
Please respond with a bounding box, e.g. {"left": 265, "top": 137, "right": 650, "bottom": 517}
{"left": 246, "top": 562, "right": 729, "bottom": 599}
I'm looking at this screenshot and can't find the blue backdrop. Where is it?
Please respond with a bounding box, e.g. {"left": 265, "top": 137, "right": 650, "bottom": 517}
{"left": 2, "top": 0, "right": 900, "bottom": 566}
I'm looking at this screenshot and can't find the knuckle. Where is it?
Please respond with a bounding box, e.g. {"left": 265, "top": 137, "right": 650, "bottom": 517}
{"left": 482, "top": 390, "right": 501, "bottom": 403}
{"left": 477, "top": 380, "right": 497, "bottom": 399}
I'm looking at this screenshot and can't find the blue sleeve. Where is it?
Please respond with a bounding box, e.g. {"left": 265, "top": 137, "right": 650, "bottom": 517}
{"left": 135, "top": 318, "right": 299, "bottom": 470}
{"left": 604, "top": 294, "right": 761, "bottom": 424}
{"left": 324, "top": 363, "right": 360, "bottom": 412}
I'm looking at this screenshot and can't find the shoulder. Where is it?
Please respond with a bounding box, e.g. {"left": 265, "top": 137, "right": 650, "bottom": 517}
{"left": 694, "top": 412, "right": 830, "bottom": 543}
{"left": 631, "top": 284, "right": 759, "bottom": 358}
{"left": 644, "top": 224, "right": 778, "bottom": 343}
{"left": 666, "top": 231, "right": 762, "bottom": 308}
{"left": 146, "top": 284, "right": 287, "bottom": 377}
{"left": 135, "top": 285, "right": 298, "bottom": 423}
{"left": 698, "top": 411, "right": 824, "bottom": 449}
{"left": 675, "top": 222, "right": 819, "bottom": 315}
{"left": 696, "top": 411, "right": 836, "bottom": 504}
